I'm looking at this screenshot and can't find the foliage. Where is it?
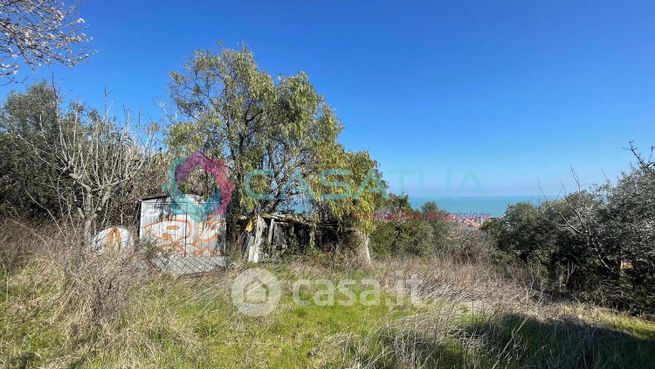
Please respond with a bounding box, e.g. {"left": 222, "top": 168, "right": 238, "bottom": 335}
{"left": 482, "top": 167, "right": 655, "bottom": 314}
{"left": 369, "top": 197, "right": 494, "bottom": 261}
{"left": 0, "top": 82, "right": 161, "bottom": 239}
{"left": 167, "top": 46, "right": 386, "bottom": 250}
{"left": 169, "top": 47, "right": 340, "bottom": 213}
{"left": 369, "top": 195, "right": 433, "bottom": 256}
{"left": 309, "top": 147, "right": 387, "bottom": 233}
{"left": 420, "top": 201, "right": 454, "bottom": 254}
{"left": 0, "top": 82, "right": 69, "bottom": 218}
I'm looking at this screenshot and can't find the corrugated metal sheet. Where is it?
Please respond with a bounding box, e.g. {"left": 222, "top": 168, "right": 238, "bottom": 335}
{"left": 139, "top": 196, "right": 226, "bottom": 274}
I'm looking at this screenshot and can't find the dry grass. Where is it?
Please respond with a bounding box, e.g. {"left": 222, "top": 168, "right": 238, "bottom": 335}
{"left": 338, "top": 256, "right": 655, "bottom": 369}
{"left": 0, "top": 220, "right": 152, "bottom": 367}
{"left": 1, "top": 221, "right": 653, "bottom": 368}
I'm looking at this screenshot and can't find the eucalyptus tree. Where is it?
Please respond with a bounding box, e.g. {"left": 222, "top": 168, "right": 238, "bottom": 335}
{"left": 168, "top": 46, "right": 373, "bottom": 247}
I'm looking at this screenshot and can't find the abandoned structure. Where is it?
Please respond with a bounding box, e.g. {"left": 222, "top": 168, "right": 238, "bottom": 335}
{"left": 92, "top": 195, "right": 368, "bottom": 274}
{"left": 240, "top": 212, "right": 350, "bottom": 262}
{"left": 138, "top": 195, "right": 227, "bottom": 274}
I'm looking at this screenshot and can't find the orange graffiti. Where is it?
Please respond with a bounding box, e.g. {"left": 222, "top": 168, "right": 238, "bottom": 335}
{"left": 105, "top": 227, "right": 122, "bottom": 254}
{"left": 142, "top": 214, "right": 225, "bottom": 257}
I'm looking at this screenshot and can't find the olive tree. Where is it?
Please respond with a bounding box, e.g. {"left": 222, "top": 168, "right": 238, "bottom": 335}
{"left": 483, "top": 163, "right": 655, "bottom": 313}
{"left": 0, "top": 82, "right": 65, "bottom": 218}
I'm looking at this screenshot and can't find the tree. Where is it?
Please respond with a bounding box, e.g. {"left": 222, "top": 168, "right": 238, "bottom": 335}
{"left": 46, "top": 105, "right": 155, "bottom": 242}
{"left": 629, "top": 141, "right": 655, "bottom": 179}
{"left": 168, "top": 46, "right": 346, "bottom": 247}
{"left": 482, "top": 166, "right": 655, "bottom": 313}
{"left": 420, "top": 201, "right": 454, "bottom": 255}
{"left": 4, "top": 84, "right": 156, "bottom": 243}
{"left": 1, "top": 83, "right": 162, "bottom": 235}
{"left": 307, "top": 147, "right": 387, "bottom": 260}
{"left": 0, "top": 82, "right": 68, "bottom": 218}
{"left": 0, "top": 0, "right": 91, "bottom": 79}
{"left": 309, "top": 147, "right": 387, "bottom": 226}
{"left": 369, "top": 194, "right": 434, "bottom": 256}
{"left": 600, "top": 168, "right": 655, "bottom": 312}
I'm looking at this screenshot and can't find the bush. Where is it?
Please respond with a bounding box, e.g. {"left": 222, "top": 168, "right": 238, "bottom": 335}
{"left": 482, "top": 168, "right": 655, "bottom": 314}
{"left": 369, "top": 198, "right": 495, "bottom": 261}
{"left": 370, "top": 218, "right": 434, "bottom": 256}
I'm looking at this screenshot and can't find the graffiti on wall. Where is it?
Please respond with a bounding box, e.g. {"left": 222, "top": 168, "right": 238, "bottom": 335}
{"left": 93, "top": 226, "right": 134, "bottom": 255}
{"left": 139, "top": 197, "right": 226, "bottom": 257}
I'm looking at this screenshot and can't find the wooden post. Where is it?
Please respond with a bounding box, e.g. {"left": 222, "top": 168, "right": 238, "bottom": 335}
{"left": 363, "top": 234, "right": 372, "bottom": 264}
{"left": 267, "top": 218, "right": 275, "bottom": 244}
{"left": 247, "top": 215, "right": 266, "bottom": 262}
{"left": 309, "top": 225, "right": 316, "bottom": 250}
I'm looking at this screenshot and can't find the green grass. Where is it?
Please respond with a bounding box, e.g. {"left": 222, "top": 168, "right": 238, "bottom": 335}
{"left": 82, "top": 266, "right": 423, "bottom": 368}
{"left": 0, "top": 268, "right": 66, "bottom": 368}
{"left": 579, "top": 308, "right": 655, "bottom": 340}
{"left": 1, "top": 263, "right": 654, "bottom": 369}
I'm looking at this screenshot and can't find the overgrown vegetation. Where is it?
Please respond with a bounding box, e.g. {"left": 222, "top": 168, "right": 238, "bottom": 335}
{"left": 0, "top": 82, "right": 162, "bottom": 240}
{"left": 1, "top": 42, "right": 653, "bottom": 368}
{"left": 482, "top": 165, "right": 655, "bottom": 315}
{"left": 166, "top": 46, "right": 386, "bottom": 252}
{"left": 370, "top": 195, "right": 494, "bottom": 263}
{"left": 1, "top": 223, "right": 654, "bottom": 368}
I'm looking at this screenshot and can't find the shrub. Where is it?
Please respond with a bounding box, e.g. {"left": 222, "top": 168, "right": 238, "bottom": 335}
{"left": 370, "top": 218, "right": 434, "bottom": 256}
{"left": 482, "top": 168, "right": 655, "bottom": 314}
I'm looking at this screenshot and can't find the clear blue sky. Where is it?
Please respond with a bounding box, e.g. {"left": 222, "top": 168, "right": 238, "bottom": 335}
{"left": 2, "top": 0, "right": 654, "bottom": 197}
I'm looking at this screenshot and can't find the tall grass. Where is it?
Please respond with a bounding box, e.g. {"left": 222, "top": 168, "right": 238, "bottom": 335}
{"left": 1, "top": 221, "right": 653, "bottom": 368}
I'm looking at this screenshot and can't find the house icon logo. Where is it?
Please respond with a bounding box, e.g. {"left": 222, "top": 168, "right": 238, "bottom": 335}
{"left": 231, "top": 268, "right": 281, "bottom": 316}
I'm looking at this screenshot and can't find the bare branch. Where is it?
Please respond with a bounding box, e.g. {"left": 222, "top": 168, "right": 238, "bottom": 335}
{"left": 0, "top": 0, "right": 92, "bottom": 79}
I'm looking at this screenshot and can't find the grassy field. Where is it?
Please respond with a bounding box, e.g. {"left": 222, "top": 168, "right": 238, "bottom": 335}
{"left": 1, "top": 250, "right": 654, "bottom": 369}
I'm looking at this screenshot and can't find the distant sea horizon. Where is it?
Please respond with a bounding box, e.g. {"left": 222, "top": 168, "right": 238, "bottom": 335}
{"left": 409, "top": 195, "right": 555, "bottom": 218}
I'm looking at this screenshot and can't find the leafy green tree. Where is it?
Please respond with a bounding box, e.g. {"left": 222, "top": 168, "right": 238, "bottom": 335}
{"left": 309, "top": 147, "right": 387, "bottom": 225}
{"left": 369, "top": 194, "right": 434, "bottom": 256}
{"left": 483, "top": 167, "right": 655, "bottom": 313}
{"left": 167, "top": 46, "right": 382, "bottom": 252}
{"left": 599, "top": 168, "right": 655, "bottom": 311}
{"left": 483, "top": 202, "right": 555, "bottom": 263}
{"left": 0, "top": 82, "right": 70, "bottom": 218}
{"left": 420, "top": 201, "right": 452, "bottom": 251}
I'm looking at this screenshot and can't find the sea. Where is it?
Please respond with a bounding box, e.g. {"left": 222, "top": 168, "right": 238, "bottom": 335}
{"left": 409, "top": 195, "right": 553, "bottom": 218}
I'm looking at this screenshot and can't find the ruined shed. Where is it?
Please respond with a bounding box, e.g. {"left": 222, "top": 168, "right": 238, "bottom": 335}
{"left": 241, "top": 213, "right": 368, "bottom": 262}
{"left": 138, "top": 195, "right": 370, "bottom": 273}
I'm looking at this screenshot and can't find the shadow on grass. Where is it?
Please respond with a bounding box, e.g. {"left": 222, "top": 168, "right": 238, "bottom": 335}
{"left": 349, "top": 312, "right": 654, "bottom": 369}
{"left": 463, "top": 313, "right": 654, "bottom": 369}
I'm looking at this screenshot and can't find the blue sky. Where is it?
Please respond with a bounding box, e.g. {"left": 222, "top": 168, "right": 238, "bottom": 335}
{"left": 2, "top": 0, "right": 654, "bottom": 197}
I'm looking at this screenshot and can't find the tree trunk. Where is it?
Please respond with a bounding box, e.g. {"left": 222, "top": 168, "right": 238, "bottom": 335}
{"left": 82, "top": 192, "right": 95, "bottom": 246}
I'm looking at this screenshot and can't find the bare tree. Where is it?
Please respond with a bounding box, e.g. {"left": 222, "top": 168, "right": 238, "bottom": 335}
{"left": 0, "top": 0, "right": 91, "bottom": 79}
{"left": 18, "top": 90, "right": 156, "bottom": 244}
{"left": 62, "top": 114, "right": 154, "bottom": 241}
